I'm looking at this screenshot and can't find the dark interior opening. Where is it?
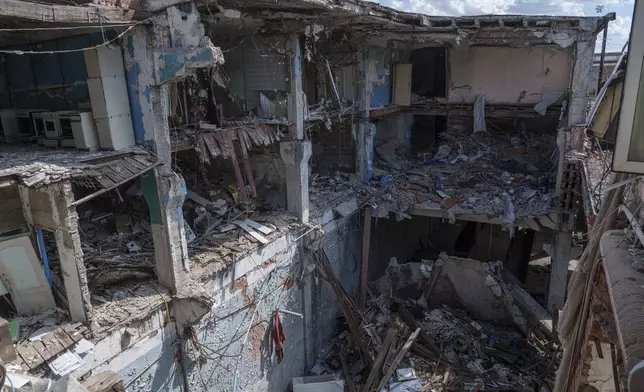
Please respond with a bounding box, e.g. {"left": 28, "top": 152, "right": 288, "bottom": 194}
{"left": 411, "top": 115, "right": 447, "bottom": 154}
{"left": 410, "top": 47, "right": 447, "bottom": 98}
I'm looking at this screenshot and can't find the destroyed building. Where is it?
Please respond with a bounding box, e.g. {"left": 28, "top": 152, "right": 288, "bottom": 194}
{"left": 0, "top": 0, "right": 616, "bottom": 391}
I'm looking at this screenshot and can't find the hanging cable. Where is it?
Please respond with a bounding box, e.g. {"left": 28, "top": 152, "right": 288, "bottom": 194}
{"left": 0, "top": 17, "right": 152, "bottom": 55}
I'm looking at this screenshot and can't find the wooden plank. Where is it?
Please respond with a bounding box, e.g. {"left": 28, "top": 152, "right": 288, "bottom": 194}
{"left": 362, "top": 328, "right": 396, "bottom": 392}
{"left": 392, "top": 64, "right": 412, "bottom": 107}
{"left": 396, "top": 303, "right": 441, "bottom": 356}
{"left": 87, "top": 169, "right": 114, "bottom": 188}
{"left": 243, "top": 219, "right": 273, "bottom": 235}
{"left": 123, "top": 156, "right": 146, "bottom": 171}
{"left": 548, "top": 230, "right": 572, "bottom": 312}
{"left": 187, "top": 190, "right": 212, "bottom": 206}
{"left": 359, "top": 207, "right": 372, "bottom": 310}
{"left": 16, "top": 343, "right": 45, "bottom": 369}
{"left": 62, "top": 323, "right": 87, "bottom": 343}
{"left": 375, "top": 328, "right": 421, "bottom": 391}
{"left": 233, "top": 220, "right": 268, "bottom": 244}
{"left": 42, "top": 332, "right": 66, "bottom": 358}
{"left": 237, "top": 131, "right": 257, "bottom": 198}
{"left": 52, "top": 327, "right": 75, "bottom": 349}
{"left": 0, "top": 0, "right": 146, "bottom": 23}
{"left": 341, "top": 352, "right": 357, "bottom": 392}
{"left": 111, "top": 161, "right": 137, "bottom": 177}
{"left": 130, "top": 154, "right": 154, "bottom": 167}
{"left": 30, "top": 340, "right": 55, "bottom": 362}
{"left": 82, "top": 370, "right": 125, "bottom": 392}
{"left": 99, "top": 167, "right": 125, "bottom": 183}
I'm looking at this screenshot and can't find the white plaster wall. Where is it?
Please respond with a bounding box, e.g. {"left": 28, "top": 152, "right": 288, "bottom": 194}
{"left": 448, "top": 47, "right": 572, "bottom": 104}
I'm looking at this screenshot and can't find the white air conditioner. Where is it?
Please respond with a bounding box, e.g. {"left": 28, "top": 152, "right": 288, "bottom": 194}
{"left": 70, "top": 112, "right": 99, "bottom": 150}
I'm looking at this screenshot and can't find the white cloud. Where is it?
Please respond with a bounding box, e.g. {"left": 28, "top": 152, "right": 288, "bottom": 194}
{"left": 380, "top": 0, "right": 586, "bottom": 16}
{"left": 379, "top": 0, "right": 634, "bottom": 51}
{"left": 609, "top": 15, "right": 632, "bottom": 43}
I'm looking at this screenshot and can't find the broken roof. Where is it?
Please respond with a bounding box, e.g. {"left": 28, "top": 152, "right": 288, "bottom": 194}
{"left": 0, "top": 145, "right": 158, "bottom": 191}
{"left": 212, "top": 0, "right": 613, "bottom": 45}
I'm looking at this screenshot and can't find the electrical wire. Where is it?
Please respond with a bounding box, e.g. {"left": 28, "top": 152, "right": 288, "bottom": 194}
{"left": 0, "top": 17, "right": 152, "bottom": 54}
{"left": 0, "top": 22, "right": 141, "bottom": 32}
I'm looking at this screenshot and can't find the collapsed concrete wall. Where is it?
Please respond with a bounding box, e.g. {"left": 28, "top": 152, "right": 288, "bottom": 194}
{"left": 68, "top": 214, "right": 361, "bottom": 392}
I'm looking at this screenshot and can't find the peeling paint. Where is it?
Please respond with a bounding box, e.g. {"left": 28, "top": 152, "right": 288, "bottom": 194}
{"left": 365, "top": 47, "right": 391, "bottom": 109}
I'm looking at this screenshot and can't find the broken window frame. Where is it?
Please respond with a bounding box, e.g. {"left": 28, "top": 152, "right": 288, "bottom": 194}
{"left": 613, "top": 1, "right": 644, "bottom": 173}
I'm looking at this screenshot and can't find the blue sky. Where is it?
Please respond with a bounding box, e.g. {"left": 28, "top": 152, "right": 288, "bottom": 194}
{"left": 375, "top": 0, "right": 633, "bottom": 52}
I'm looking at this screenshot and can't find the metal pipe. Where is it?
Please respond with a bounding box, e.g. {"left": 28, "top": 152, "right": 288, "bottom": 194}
{"left": 598, "top": 24, "right": 608, "bottom": 92}
{"left": 36, "top": 228, "right": 52, "bottom": 288}
{"left": 279, "top": 309, "right": 303, "bottom": 318}
{"left": 620, "top": 204, "right": 644, "bottom": 246}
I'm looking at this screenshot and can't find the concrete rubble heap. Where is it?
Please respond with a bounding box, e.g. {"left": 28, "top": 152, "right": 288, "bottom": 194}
{"left": 311, "top": 251, "right": 557, "bottom": 392}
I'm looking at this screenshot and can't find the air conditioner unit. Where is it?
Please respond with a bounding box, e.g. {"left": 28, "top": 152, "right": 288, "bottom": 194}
{"left": 70, "top": 112, "right": 99, "bottom": 150}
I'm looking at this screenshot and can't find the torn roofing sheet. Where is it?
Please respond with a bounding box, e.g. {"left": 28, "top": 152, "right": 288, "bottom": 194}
{"left": 0, "top": 145, "right": 158, "bottom": 190}
{"left": 213, "top": 0, "right": 611, "bottom": 42}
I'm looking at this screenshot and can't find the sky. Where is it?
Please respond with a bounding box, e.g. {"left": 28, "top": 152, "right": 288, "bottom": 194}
{"left": 374, "top": 0, "right": 634, "bottom": 52}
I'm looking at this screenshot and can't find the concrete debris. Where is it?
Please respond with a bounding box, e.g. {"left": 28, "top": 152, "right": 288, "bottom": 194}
{"left": 172, "top": 286, "right": 214, "bottom": 328}
{"left": 180, "top": 163, "right": 305, "bottom": 267}
{"left": 0, "top": 144, "right": 152, "bottom": 188}
{"left": 314, "top": 250, "right": 557, "bottom": 392}
{"left": 359, "top": 122, "right": 556, "bottom": 223}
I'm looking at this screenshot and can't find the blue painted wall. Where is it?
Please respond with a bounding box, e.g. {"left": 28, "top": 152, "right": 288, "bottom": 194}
{"left": 0, "top": 31, "right": 116, "bottom": 110}
{"left": 366, "top": 46, "right": 391, "bottom": 109}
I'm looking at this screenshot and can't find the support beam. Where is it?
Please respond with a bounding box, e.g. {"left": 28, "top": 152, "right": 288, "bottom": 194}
{"left": 549, "top": 229, "right": 572, "bottom": 313}
{"left": 282, "top": 34, "right": 311, "bottom": 223}
{"left": 0, "top": 0, "right": 147, "bottom": 23}
{"left": 356, "top": 122, "right": 376, "bottom": 182}
{"left": 49, "top": 182, "right": 92, "bottom": 323}
{"left": 359, "top": 207, "right": 372, "bottom": 310}
{"left": 569, "top": 38, "right": 597, "bottom": 126}
{"left": 280, "top": 141, "right": 312, "bottom": 223}
{"left": 122, "top": 7, "right": 210, "bottom": 293}
{"left": 287, "top": 35, "right": 305, "bottom": 139}
{"left": 598, "top": 26, "right": 609, "bottom": 92}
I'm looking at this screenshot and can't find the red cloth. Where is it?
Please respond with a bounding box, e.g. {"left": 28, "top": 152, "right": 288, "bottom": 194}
{"left": 272, "top": 312, "right": 286, "bottom": 362}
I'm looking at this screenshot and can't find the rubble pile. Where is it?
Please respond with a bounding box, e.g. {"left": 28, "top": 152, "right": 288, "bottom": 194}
{"left": 314, "top": 251, "right": 558, "bottom": 392}
{"left": 0, "top": 144, "right": 144, "bottom": 187}
{"left": 180, "top": 168, "right": 305, "bottom": 267}
{"left": 78, "top": 197, "right": 156, "bottom": 294}
{"left": 310, "top": 172, "right": 358, "bottom": 215}
{"left": 363, "top": 124, "right": 558, "bottom": 224}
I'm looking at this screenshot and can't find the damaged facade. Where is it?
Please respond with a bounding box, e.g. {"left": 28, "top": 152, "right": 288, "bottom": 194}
{"left": 0, "top": 0, "right": 616, "bottom": 391}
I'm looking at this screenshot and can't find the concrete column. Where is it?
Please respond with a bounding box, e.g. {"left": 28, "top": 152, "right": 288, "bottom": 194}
{"left": 122, "top": 8, "right": 210, "bottom": 292}
{"left": 282, "top": 35, "right": 312, "bottom": 222}
{"left": 356, "top": 123, "right": 376, "bottom": 182}
{"left": 355, "top": 49, "right": 375, "bottom": 182}
{"left": 49, "top": 182, "right": 92, "bottom": 323}
{"left": 548, "top": 229, "right": 572, "bottom": 312}
{"left": 568, "top": 38, "right": 596, "bottom": 126}
{"left": 287, "top": 36, "right": 305, "bottom": 139}
{"left": 141, "top": 167, "right": 189, "bottom": 291}
{"left": 281, "top": 141, "right": 312, "bottom": 223}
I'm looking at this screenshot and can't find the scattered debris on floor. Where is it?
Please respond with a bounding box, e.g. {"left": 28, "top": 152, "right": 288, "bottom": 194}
{"left": 362, "top": 124, "right": 557, "bottom": 227}
{"left": 312, "top": 250, "right": 558, "bottom": 392}
{"left": 6, "top": 308, "right": 91, "bottom": 374}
